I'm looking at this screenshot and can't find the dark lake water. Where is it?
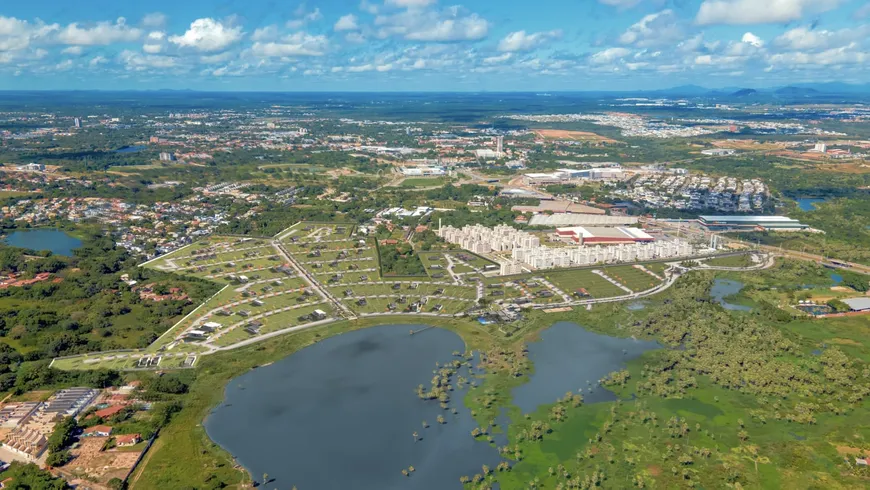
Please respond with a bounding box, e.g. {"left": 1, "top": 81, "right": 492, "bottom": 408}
{"left": 512, "top": 322, "right": 660, "bottom": 413}
{"left": 796, "top": 198, "right": 827, "bottom": 211}
{"left": 205, "top": 325, "right": 502, "bottom": 490}
{"left": 831, "top": 273, "right": 843, "bottom": 285}
{"left": 711, "top": 279, "right": 752, "bottom": 311}
{"left": 114, "top": 145, "right": 145, "bottom": 153}
{"left": 4, "top": 229, "right": 82, "bottom": 256}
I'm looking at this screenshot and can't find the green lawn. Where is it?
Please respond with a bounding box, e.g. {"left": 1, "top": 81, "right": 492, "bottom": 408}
{"left": 542, "top": 270, "right": 627, "bottom": 298}
{"left": 603, "top": 265, "right": 662, "bottom": 292}
{"left": 706, "top": 254, "right": 754, "bottom": 268}
{"left": 400, "top": 177, "right": 447, "bottom": 187}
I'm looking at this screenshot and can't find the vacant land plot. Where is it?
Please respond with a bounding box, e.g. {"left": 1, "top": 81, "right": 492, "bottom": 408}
{"left": 542, "top": 270, "right": 627, "bottom": 298}
{"left": 603, "top": 266, "right": 662, "bottom": 292}
{"left": 644, "top": 262, "right": 669, "bottom": 276}
{"left": 400, "top": 177, "right": 447, "bottom": 188}
{"left": 535, "top": 129, "right": 619, "bottom": 144}
{"left": 706, "top": 254, "right": 754, "bottom": 268}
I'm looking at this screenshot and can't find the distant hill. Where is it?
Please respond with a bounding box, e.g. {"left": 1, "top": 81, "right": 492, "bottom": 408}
{"left": 730, "top": 88, "right": 758, "bottom": 97}
{"left": 775, "top": 86, "right": 819, "bottom": 96}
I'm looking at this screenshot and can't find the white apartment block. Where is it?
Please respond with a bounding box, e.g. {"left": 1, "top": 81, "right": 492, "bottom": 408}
{"left": 439, "top": 224, "right": 540, "bottom": 253}
{"left": 512, "top": 240, "right": 696, "bottom": 269}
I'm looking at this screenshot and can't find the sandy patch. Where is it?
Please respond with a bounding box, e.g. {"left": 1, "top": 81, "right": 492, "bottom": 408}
{"left": 534, "top": 130, "right": 619, "bottom": 144}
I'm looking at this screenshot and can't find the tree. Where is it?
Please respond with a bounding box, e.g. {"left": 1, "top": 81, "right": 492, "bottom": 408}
{"left": 46, "top": 450, "right": 72, "bottom": 467}
{"left": 107, "top": 478, "right": 125, "bottom": 490}
{"left": 47, "top": 416, "right": 79, "bottom": 453}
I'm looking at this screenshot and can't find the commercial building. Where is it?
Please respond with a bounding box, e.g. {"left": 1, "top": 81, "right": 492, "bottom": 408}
{"left": 159, "top": 152, "right": 177, "bottom": 161}
{"left": 512, "top": 200, "right": 606, "bottom": 215}
{"left": 701, "top": 148, "right": 736, "bottom": 156}
{"left": 698, "top": 215, "right": 809, "bottom": 231}
{"left": 41, "top": 387, "right": 99, "bottom": 419}
{"left": 555, "top": 226, "right": 655, "bottom": 245}
{"left": 400, "top": 166, "right": 446, "bottom": 176}
{"left": 528, "top": 214, "right": 638, "bottom": 227}
{"left": 523, "top": 168, "right": 624, "bottom": 185}
{"left": 842, "top": 298, "right": 870, "bottom": 312}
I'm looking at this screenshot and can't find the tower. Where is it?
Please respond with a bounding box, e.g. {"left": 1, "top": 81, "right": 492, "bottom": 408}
{"left": 496, "top": 136, "right": 504, "bottom": 157}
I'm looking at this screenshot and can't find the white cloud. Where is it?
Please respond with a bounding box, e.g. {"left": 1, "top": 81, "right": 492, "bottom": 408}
{"left": 142, "top": 13, "right": 167, "bottom": 29}
{"left": 768, "top": 43, "right": 868, "bottom": 66}
{"left": 251, "top": 25, "right": 280, "bottom": 42}
{"left": 618, "top": 10, "right": 682, "bottom": 47}
{"left": 57, "top": 17, "right": 142, "bottom": 45}
{"left": 0, "top": 17, "right": 58, "bottom": 52}
{"left": 696, "top": 0, "right": 845, "bottom": 25}
{"left": 89, "top": 55, "right": 107, "bottom": 66}
{"left": 55, "top": 59, "right": 73, "bottom": 71}
{"left": 345, "top": 32, "right": 366, "bottom": 43}
{"left": 287, "top": 8, "right": 323, "bottom": 29}
{"left": 590, "top": 47, "right": 631, "bottom": 65}
{"left": 598, "top": 0, "right": 644, "bottom": 8}
{"left": 169, "top": 18, "right": 243, "bottom": 52}
{"left": 483, "top": 52, "right": 513, "bottom": 64}
{"left": 386, "top": 0, "right": 438, "bottom": 7}
{"left": 143, "top": 43, "right": 163, "bottom": 54}
{"left": 741, "top": 32, "right": 764, "bottom": 47}
{"left": 335, "top": 14, "right": 359, "bottom": 31}
{"left": 375, "top": 7, "right": 489, "bottom": 42}
{"left": 252, "top": 32, "right": 328, "bottom": 57}
{"left": 773, "top": 25, "right": 869, "bottom": 51}
{"left": 119, "top": 49, "right": 179, "bottom": 70}
{"left": 61, "top": 46, "right": 83, "bottom": 55}
{"left": 498, "top": 30, "right": 561, "bottom": 52}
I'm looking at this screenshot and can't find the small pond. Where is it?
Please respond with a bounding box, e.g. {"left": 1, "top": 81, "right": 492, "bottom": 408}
{"left": 114, "top": 145, "right": 145, "bottom": 153}
{"left": 512, "top": 322, "right": 660, "bottom": 413}
{"left": 710, "top": 279, "right": 752, "bottom": 311}
{"left": 3, "top": 229, "right": 82, "bottom": 257}
{"left": 796, "top": 197, "right": 828, "bottom": 211}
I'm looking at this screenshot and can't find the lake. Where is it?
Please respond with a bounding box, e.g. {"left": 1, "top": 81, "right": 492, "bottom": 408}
{"left": 205, "top": 325, "right": 502, "bottom": 490}
{"left": 114, "top": 145, "right": 145, "bottom": 153}
{"left": 796, "top": 197, "right": 828, "bottom": 211}
{"left": 711, "top": 279, "right": 752, "bottom": 311}
{"left": 3, "top": 229, "right": 82, "bottom": 256}
{"left": 512, "top": 322, "right": 660, "bottom": 413}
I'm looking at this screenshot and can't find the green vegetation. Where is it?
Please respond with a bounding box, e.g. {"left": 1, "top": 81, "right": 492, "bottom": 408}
{"left": 377, "top": 242, "right": 427, "bottom": 277}
{"left": 0, "top": 462, "right": 69, "bottom": 489}
{"left": 705, "top": 253, "right": 754, "bottom": 268}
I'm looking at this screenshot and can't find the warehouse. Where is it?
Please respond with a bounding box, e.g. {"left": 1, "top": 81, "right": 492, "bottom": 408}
{"left": 555, "top": 226, "right": 655, "bottom": 245}
{"left": 843, "top": 298, "right": 870, "bottom": 312}
{"left": 698, "top": 215, "right": 809, "bottom": 231}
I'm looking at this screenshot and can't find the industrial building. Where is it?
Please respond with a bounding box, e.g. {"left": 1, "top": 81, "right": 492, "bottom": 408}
{"left": 698, "top": 215, "right": 809, "bottom": 231}
{"left": 701, "top": 148, "right": 737, "bottom": 156}
{"left": 555, "top": 226, "right": 655, "bottom": 245}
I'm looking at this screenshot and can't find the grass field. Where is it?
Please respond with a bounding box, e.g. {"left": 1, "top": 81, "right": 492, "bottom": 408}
{"left": 706, "top": 254, "right": 754, "bottom": 268}
{"left": 400, "top": 177, "right": 447, "bottom": 187}
{"left": 603, "top": 265, "right": 662, "bottom": 292}
{"left": 542, "top": 270, "right": 628, "bottom": 298}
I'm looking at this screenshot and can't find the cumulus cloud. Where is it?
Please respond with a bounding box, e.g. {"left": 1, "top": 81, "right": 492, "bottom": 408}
{"left": 696, "top": 0, "right": 845, "bottom": 25}
{"left": 498, "top": 30, "right": 561, "bottom": 52}
{"left": 89, "top": 55, "right": 107, "bottom": 67}
{"left": 61, "top": 46, "right": 83, "bottom": 55}
{"left": 773, "top": 25, "right": 869, "bottom": 51}
{"left": 169, "top": 18, "right": 243, "bottom": 52}
{"left": 287, "top": 8, "right": 322, "bottom": 29}
{"left": 741, "top": 32, "right": 764, "bottom": 47}
{"left": 375, "top": 7, "right": 489, "bottom": 42}
{"left": 590, "top": 47, "right": 631, "bottom": 65}
{"left": 334, "top": 14, "right": 359, "bottom": 31}
{"left": 618, "top": 10, "right": 682, "bottom": 47}
{"left": 483, "top": 52, "right": 513, "bottom": 64}
{"left": 119, "top": 49, "right": 179, "bottom": 70}
{"left": 768, "top": 43, "right": 868, "bottom": 66}
{"left": 598, "top": 0, "right": 644, "bottom": 8}
{"left": 386, "top": 0, "right": 438, "bottom": 7}
{"left": 57, "top": 17, "right": 142, "bottom": 45}
{"left": 142, "top": 13, "right": 167, "bottom": 29}
{"left": 252, "top": 32, "right": 328, "bottom": 57}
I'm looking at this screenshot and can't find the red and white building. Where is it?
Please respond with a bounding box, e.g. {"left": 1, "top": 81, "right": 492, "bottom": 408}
{"left": 555, "top": 226, "right": 655, "bottom": 245}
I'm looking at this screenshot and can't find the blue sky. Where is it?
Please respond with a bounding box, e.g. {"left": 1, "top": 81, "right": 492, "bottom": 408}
{"left": 1, "top": 0, "right": 869, "bottom": 91}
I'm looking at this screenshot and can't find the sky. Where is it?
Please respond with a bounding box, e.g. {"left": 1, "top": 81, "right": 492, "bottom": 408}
{"left": 1, "top": 0, "right": 870, "bottom": 91}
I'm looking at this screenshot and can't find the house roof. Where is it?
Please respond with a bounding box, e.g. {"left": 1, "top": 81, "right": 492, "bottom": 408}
{"left": 84, "top": 425, "right": 113, "bottom": 435}
{"left": 95, "top": 405, "right": 126, "bottom": 418}
{"left": 116, "top": 433, "right": 141, "bottom": 444}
